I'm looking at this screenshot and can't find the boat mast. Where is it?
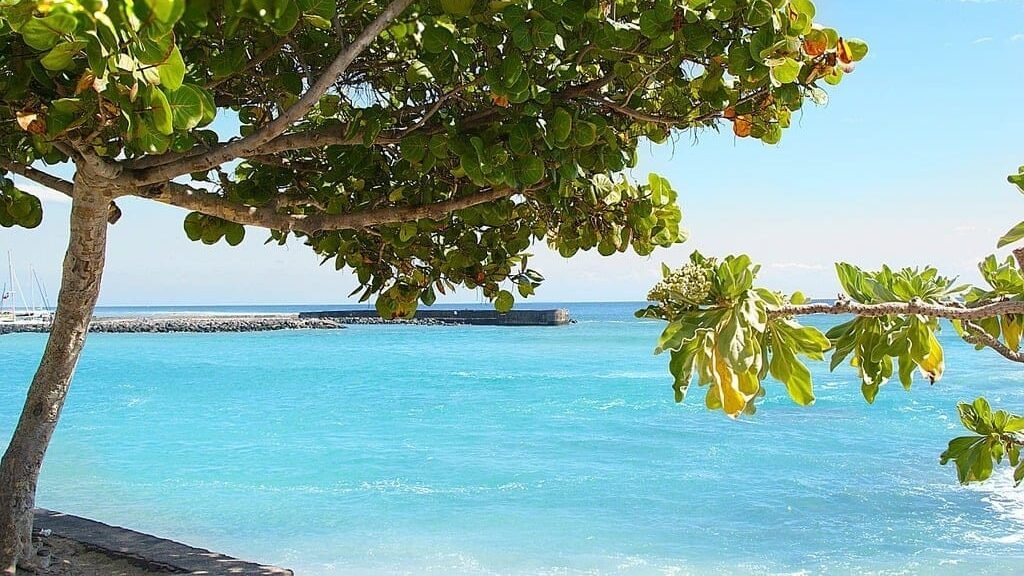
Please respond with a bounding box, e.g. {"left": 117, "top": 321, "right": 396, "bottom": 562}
{"left": 32, "top": 267, "right": 51, "bottom": 311}
{"left": 7, "top": 251, "right": 30, "bottom": 313}
{"left": 29, "top": 264, "right": 35, "bottom": 311}
{"left": 5, "top": 251, "right": 13, "bottom": 316}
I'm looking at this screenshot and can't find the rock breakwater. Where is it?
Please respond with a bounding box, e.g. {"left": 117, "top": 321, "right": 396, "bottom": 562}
{"left": 0, "top": 315, "right": 344, "bottom": 335}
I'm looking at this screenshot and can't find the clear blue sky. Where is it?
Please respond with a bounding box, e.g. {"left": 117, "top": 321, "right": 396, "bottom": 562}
{"left": 2, "top": 0, "right": 1023, "bottom": 306}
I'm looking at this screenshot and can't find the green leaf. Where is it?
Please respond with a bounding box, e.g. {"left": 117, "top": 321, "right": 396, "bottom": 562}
{"left": 164, "top": 85, "right": 204, "bottom": 130}
{"left": 574, "top": 120, "right": 597, "bottom": 147}
{"left": 513, "top": 156, "right": 545, "bottom": 186}
{"left": 509, "top": 124, "right": 532, "bottom": 156}
{"left": 224, "top": 223, "right": 245, "bottom": 246}
{"left": 1009, "top": 167, "right": 1024, "bottom": 193}
{"left": 183, "top": 212, "right": 204, "bottom": 241}
{"left": 157, "top": 45, "right": 186, "bottom": 91}
{"left": 771, "top": 58, "right": 802, "bottom": 84}
{"left": 844, "top": 38, "right": 869, "bottom": 62}
{"left": 997, "top": 220, "right": 1024, "bottom": 248}
{"left": 495, "top": 289, "right": 514, "bottom": 313}
{"left": 770, "top": 344, "right": 815, "bottom": 406}
{"left": 399, "top": 222, "right": 417, "bottom": 242}
{"left": 746, "top": 0, "right": 774, "bottom": 26}
{"left": 134, "top": 117, "right": 171, "bottom": 154}
{"left": 400, "top": 134, "right": 429, "bottom": 163}
{"left": 405, "top": 60, "right": 433, "bottom": 83}
{"left": 270, "top": 0, "right": 300, "bottom": 35}
{"left": 40, "top": 41, "right": 87, "bottom": 71}
{"left": 149, "top": 86, "right": 174, "bottom": 135}
{"left": 22, "top": 14, "right": 78, "bottom": 51}
{"left": 551, "top": 108, "right": 572, "bottom": 143}
{"left": 304, "top": 14, "right": 333, "bottom": 29}
{"left": 422, "top": 25, "right": 453, "bottom": 53}
{"left": 648, "top": 173, "right": 673, "bottom": 206}
{"left": 790, "top": 0, "right": 815, "bottom": 19}
{"left": 420, "top": 286, "right": 437, "bottom": 306}
{"left": 440, "top": 0, "right": 474, "bottom": 16}
{"left": 144, "top": 0, "right": 184, "bottom": 23}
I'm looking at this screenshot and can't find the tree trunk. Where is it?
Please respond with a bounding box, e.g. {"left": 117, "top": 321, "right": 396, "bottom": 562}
{"left": 0, "top": 178, "right": 110, "bottom": 574}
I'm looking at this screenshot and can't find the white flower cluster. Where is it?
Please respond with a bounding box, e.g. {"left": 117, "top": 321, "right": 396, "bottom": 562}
{"left": 647, "top": 261, "right": 713, "bottom": 307}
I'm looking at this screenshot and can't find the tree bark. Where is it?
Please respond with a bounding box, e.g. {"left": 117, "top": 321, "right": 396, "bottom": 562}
{"left": 0, "top": 177, "right": 110, "bottom": 574}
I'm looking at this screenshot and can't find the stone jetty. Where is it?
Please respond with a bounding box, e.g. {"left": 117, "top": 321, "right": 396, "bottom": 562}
{"left": 0, "top": 314, "right": 344, "bottom": 335}
{"left": 301, "top": 308, "right": 571, "bottom": 326}
{"left": 0, "top": 309, "right": 571, "bottom": 335}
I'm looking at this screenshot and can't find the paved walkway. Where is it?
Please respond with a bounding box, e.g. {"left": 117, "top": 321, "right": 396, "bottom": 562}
{"left": 34, "top": 509, "right": 293, "bottom": 575}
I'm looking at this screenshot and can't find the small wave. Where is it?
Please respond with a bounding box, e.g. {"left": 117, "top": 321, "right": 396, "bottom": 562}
{"left": 450, "top": 371, "right": 517, "bottom": 380}
{"left": 965, "top": 469, "right": 1024, "bottom": 543}
{"left": 359, "top": 479, "right": 531, "bottom": 495}
{"left": 592, "top": 371, "right": 664, "bottom": 380}
{"left": 360, "top": 479, "right": 437, "bottom": 494}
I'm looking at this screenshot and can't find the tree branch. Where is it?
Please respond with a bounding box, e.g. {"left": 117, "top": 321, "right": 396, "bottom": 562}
{"left": 132, "top": 0, "right": 415, "bottom": 185}
{"left": 962, "top": 321, "right": 1024, "bottom": 363}
{"left": 206, "top": 36, "right": 290, "bottom": 90}
{"left": 595, "top": 88, "right": 771, "bottom": 127}
{"left": 402, "top": 80, "right": 478, "bottom": 135}
{"left": 0, "top": 159, "right": 123, "bottom": 225}
{"left": 144, "top": 183, "right": 517, "bottom": 234}
{"left": 0, "top": 160, "right": 73, "bottom": 197}
{"left": 768, "top": 299, "right": 1024, "bottom": 321}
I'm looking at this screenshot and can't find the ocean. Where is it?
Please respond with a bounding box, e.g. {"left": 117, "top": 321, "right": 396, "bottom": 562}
{"left": 2, "top": 302, "right": 1023, "bottom": 575}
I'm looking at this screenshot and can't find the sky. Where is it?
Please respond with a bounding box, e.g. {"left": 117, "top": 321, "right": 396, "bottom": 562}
{"left": 2, "top": 0, "right": 1024, "bottom": 306}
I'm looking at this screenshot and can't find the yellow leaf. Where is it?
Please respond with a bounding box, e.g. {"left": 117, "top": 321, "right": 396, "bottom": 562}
{"left": 713, "top": 352, "right": 747, "bottom": 417}
{"left": 705, "top": 385, "right": 723, "bottom": 411}
{"left": 75, "top": 71, "right": 95, "bottom": 95}
{"left": 1002, "top": 315, "right": 1022, "bottom": 351}
{"left": 917, "top": 332, "right": 944, "bottom": 383}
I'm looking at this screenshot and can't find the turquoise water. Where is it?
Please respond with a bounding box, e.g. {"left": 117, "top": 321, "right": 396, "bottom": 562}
{"left": 2, "top": 302, "right": 1024, "bottom": 575}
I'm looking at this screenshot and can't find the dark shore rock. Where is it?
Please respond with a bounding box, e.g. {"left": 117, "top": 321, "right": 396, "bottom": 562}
{"left": 34, "top": 508, "right": 292, "bottom": 575}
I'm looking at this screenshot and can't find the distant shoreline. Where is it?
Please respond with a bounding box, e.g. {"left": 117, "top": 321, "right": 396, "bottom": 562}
{"left": 0, "top": 314, "right": 346, "bottom": 335}
{"left": 0, "top": 308, "right": 571, "bottom": 334}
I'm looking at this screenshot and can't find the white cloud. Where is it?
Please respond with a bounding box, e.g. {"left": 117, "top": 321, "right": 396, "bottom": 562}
{"left": 973, "top": 36, "right": 994, "bottom": 44}
{"left": 1012, "top": 34, "right": 1024, "bottom": 42}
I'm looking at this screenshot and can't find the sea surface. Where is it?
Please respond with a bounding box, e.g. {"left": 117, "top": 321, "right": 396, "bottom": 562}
{"left": 2, "top": 302, "right": 1024, "bottom": 575}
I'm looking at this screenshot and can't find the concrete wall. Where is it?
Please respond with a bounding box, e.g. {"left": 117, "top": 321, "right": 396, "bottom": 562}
{"left": 299, "top": 308, "right": 571, "bottom": 326}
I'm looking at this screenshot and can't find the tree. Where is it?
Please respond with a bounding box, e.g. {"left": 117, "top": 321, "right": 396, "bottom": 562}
{"left": 0, "top": 0, "right": 862, "bottom": 571}
{"left": 640, "top": 165, "right": 1024, "bottom": 487}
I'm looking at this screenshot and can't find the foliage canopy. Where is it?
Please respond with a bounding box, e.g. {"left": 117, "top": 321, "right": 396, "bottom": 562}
{"left": 1, "top": 0, "right": 864, "bottom": 317}
{"left": 641, "top": 167, "right": 1024, "bottom": 486}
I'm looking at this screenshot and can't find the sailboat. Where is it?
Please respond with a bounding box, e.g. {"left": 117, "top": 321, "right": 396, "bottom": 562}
{"left": 1, "top": 252, "right": 52, "bottom": 325}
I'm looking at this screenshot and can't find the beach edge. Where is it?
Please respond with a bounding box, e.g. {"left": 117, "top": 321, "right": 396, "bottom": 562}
{"left": 33, "top": 509, "right": 293, "bottom": 575}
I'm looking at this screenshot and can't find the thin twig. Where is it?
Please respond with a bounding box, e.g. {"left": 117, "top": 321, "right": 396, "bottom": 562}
{"left": 962, "top": 320, "right": 1024, "bottom": 363}
{"left": 207, "top": 36, "right": 290, "bottom": 90}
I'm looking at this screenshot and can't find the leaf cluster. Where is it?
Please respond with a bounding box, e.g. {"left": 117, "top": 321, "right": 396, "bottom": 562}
{"left": 941, "top": 398, "right": 1024, "bottom": 486}
{"left": 828, "top": 264, "right": 960, "bottom": 402}
{"left": 0, "top": 176, "right": 42, "bottom": 228}
{"left": 640, "top": 251, "right": 829, "bottom": 417}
